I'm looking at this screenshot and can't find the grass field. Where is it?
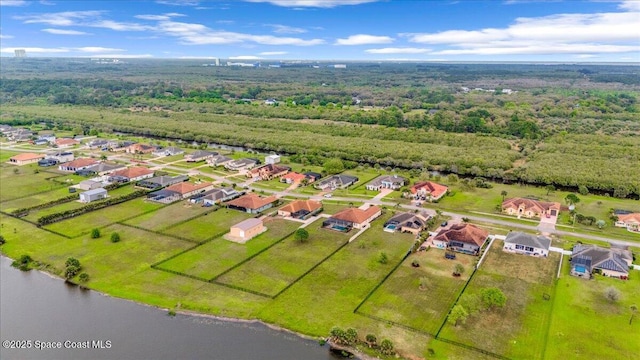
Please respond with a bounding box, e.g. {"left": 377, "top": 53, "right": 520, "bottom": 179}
{"left": 0, "top": 166, "right": 67, "bottom": 202}
{"left": 358, "top": 247, "right": 476, "bottom": 335}
{"left": 157, "top": 218, "right": 300, "bottom": 280}
{"left": 216, "top": 218, "right": 351, "bottom": 296}
{"left": 545, "top": 260, "right": 640, "bottom": 360}
{"left": 123, "top": 200, "right": 211, "bottom": 231}
{"left": 44, "top": 199, "right": 163, "bottom": 237}
{"left": 160, "top": 208, "right": 253, "bottom": 242}
{"left": 439, "top": 242, "right": 561, "bottom": 359}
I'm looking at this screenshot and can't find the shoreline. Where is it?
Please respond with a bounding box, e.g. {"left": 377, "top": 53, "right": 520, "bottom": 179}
{"left": 0, "top": 254, "right": 377, "bottom": 359}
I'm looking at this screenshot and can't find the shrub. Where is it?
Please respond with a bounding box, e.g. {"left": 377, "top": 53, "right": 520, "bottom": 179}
{"left": 377, "top": 252, "right": 388, "bottom": 264}
{"left": 365, "top": 334, "right": 377, "bottom": 347}
{"left": 65, "top": 257, "right": 80, "bottom": 268}
{"left": 0, "top": 235, "right": 5, "bottom": 245}
{"left": 379, "top": 339, "right": 395, "bottom": 355}
{"left": 481, "top": 287, "right": 507, "bottom": 310}
{"left": 12, "top": 254, "right": 33, "bottom": 271}
{"left": 65, "top": 265, "right": 80, "bottom": 279}
{"left": 605, "top": 286, "right": 621, "bottom": 302}
{"left": 111, "top": 232, "right": 121, "bottom": 243}
{"left": 90, "top": 228, "right": 101, "bottom": 239}
{"left": 78, "top": 273, "right": 90, "bottom": 282}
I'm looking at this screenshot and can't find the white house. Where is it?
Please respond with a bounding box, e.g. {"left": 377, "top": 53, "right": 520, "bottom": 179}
{"left": 79, "top": 188, "right": 107, "bottom": 203}
{"left": 502, "top": 232, "right": 551, "bottom": 257}
{"left": 265, "top": 154, "right": 281, "bottom": 164}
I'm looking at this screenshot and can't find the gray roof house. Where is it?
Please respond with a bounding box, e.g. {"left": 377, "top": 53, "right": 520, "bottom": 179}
{"left": 365, "top": 175, "right": 406, "bottom": 191}
{"left": 77, "top": 180, "right": 104, "bottom": 191}
{"left": 570, "top": 244, "right": 632, "bottom": 279}
{"left": 314, "top": 174, "right": 359, "bottom": 191}
{"left": 79, "top": 188, "right": 107, "bottom": 203}
{"left": 225, "top": 158, "right": 258, "bottom": 171}
{"left": 185, "top": 150, "right": 217, "bottom": 162}
{"left": 191, "top": 187, "right": 241, "bottom": 206}
{"left": 503, "top": 232, "right": 551, "bottom": 257}
{"left": 82, "top": 162, "right": 127, "bottom": 176}
{"left": 207, "top": 154, "right": 233, "bottom": 167}
{"left": 383, "top": 211, "right": 430, "bottom": 235}
{"left": 153, "top": 146, "right": 184, "bottom": 157}
{"left": 136, "top": 175, "right": 189, "bottom": 190}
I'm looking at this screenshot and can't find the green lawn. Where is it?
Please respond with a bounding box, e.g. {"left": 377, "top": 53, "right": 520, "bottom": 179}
{"left": 250, "top": 179, "right": 291, "bottom": 191}
{"left": 158, "top": 218, "right": 300, "bottom": 279}
{"left": 160, "top": 208, "right": 253, "bottom": 242}
{"left": 123, "top": 201, "right": 212, "bottom": 231}
{"left": 358, "top": 248, "right": 476, "bottom": 335}
{"left": 0, "top": 150, "right": 21, "bottom": 162}
{"left": 0, "top": 167, "right": 67, "bottom": 202}
{"left": 439, "top": 242, "right": 561, "bottom": 359}
{"left": 545, "top": 261, "right": 640, "bottom": 360}
{"left": 216, "top": 218, "right": 351, "bottom": 296}
{"left": 44, "top": 199, "right": 162, "bottom": 237}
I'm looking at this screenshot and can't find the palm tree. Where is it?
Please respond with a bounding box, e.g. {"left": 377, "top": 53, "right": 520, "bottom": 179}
{"left": 501, "top": 190, "right": 508, "bottom": 201}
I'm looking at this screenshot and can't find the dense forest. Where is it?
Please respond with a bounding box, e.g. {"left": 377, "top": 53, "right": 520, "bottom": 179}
{"left": 1, "top": 58, "right": 639, "bottom": 197}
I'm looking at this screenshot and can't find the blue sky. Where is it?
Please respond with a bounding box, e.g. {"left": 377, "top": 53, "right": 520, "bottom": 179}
{"left": 0, "top": 0, "right": 638, "bottom": 62}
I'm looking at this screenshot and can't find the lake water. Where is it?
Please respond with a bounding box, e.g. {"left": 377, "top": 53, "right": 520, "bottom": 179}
{"left": 0, "top": 256, "right": 336, "bottom": 360}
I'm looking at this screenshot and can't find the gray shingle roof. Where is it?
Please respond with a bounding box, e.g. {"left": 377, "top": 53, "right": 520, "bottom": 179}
{"left": 504, "top": 232, "right": 551, "bottom": 250}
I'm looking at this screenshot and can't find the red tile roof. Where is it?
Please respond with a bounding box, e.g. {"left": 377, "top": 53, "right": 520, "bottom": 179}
{"left": 165, "top": 181, "right": 212, "bottom": 195}
{"left": 502, "top": 198, "right": 560, "bottom": 213}
{"left": 282, "top": 172, "right": 306, "bottom": 182}
{"left": 618, "top": 213, "right": 640, "bottom": 224}
{"left": 111, "top": 166, "right": 154, "bottom": 179}
{"left": 433, "top": 223, "right": 489, "bottom": 247}
{"left": 331, "top": 206, "right": 381, "bottom": 225}
{"left": 227, "top": 193, "right": 277, "bottom": 210}
{"left": 410, "top": 181, "right": 448, "bottom": 198}
{"left": 55, "top": 138, "right": 79, "bottom": 146}
{"left": 60, "top": 158, "right": 97, "bottom": 168}
{"left": 10, "top": 153, "right": 45, "bottom": 161}
{"left": 279, "top": 200, "right": 322, "bottom": 214}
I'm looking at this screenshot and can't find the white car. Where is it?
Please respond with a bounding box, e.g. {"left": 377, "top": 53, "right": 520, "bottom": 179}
{"left": 323, "top": 193, "right": 332, "bottom": 198}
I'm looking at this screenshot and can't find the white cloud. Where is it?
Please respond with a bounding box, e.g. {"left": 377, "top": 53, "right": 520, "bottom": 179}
{"left": 244, "top": 0, "right": 379, "bottom": 8}
{"left": 335, "top": 34, "right": 394, "bottom": 45}
{"left": 0, "top": 34, "right": 14, "bottom": 39}
{"left": 217, "top": 20, "right": 235, "bottom": 24}
{"left": 17, "top": 11, "right": 104, "bottom": 26}
{"left": 75, "top": 46, "right": 124, "bottom": 53}
{"left": 90, "top": 20, "right": 151, "bottom": 31}
{"left": 156, "top": 0, "right": 199, "bottom": 6}
{"left": 259, "top": 51, "right": 288, "bottom": 55}
{"left": 575, "top": 54, "right": 598, "bottom": 59}
{"left": 40, "top": 0, "right": 56, "bottom": 5}
{"left": 267, "top": 24, "right": 307, "bottom": 34}
{"left": 135, "top": 15, "right": 171, "bottom": 21}
{"left": 365, "top": 47, "right": 430, "bottom": 54}
{"left": 229, "top": 55, "right": 263, "bottom": 60}
{"left": 1, "top": 47, "right": 69, "bottom": 53}
{"left": 404, "top": 6, "right": 640, "bottom": 56}
{"left": 86, "top": 54, "right": 154, "bottom": 58}
{"left": 0, "top": 0, "right": 28, "bottom": 6}
{"left": 42, "top": 28, "right": 91, "bottom": 35}
{"left": 619, "top": 0, "right": 640, "bottom": 11}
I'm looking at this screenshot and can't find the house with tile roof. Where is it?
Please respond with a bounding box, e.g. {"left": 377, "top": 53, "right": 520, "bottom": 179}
{"left": 9, "top": 153, "right": 45, "bottom": 166}
{"left": 58, "top": 158, "right": 98, "bottom": 172}
{"left": 322, "top": 205, "right": 381, "bottom": 232}
{"left": 432, "top": 223, "right": 489, "bottom": 255}
{"left": 278, "top": 200, "right": 323, "bottom": 219}
{"left": 165, "top": 181, "right": 214, "bottom": 199}
{"left": 366, "top": 175, "right": 406, "bottom": 191}
{"left": 570, "top": 244, "right": 632, "bottom": 279}
{"left": 109, "top": 166, "right": 154, "bottom": 182}
{"left": 615, "top": 213, "right": 640, "bottom": 233}
{"left": 126, "top": 143, "right": 157, "bottom": 154}
{"left": 383, "top": 211, "right": 431, "bottom": 235}
{"left": 247, "top": 163, "right": 290, "bottom": 180}
{"left": 502, "top": 198, "right": 561, "bottom": 219}
{"left": 410, "top": 181, "right": 448, "bottom": 201}
{"left": 503, "top": 232, "right": 551, "bottom": 257}
{"left": 281, "top": 172, "right": 306, "bottom": 184}
{"left": 54, "top": 138, "right": 80, "bottom": 148}
{"left": 226, "top": 193, "right": 277, "bottom": 214}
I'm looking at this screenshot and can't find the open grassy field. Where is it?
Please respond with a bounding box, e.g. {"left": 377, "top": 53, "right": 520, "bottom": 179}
{"left": 123, "top": 200, "right": 212, "bottom": 231}
{"left": 157, "top": 218, "right": 300, "bottom": 280}
{"left": 216, "top": 218, "right": 351, "bottom": 296}
{"left": 545, "top": 260, "right": 640, "bottom": 360}
{"left": 44, "top": 199, "right": 163, "bottom": 237}
{"left": 0, "top": 166, "right": 67, "bottom": 202}
{"left": 160, "top": 208, "right": 253, "bottom": 242}
{"left": 439, "top": 241, "right": 561, "bottom": 359}
{"left": 358, "top": 247, "right": 476, "bottom": 335}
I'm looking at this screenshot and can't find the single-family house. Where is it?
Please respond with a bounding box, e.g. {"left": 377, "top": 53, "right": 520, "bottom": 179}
{"left": 228, "top": 218, "right": 265, "bottom": 243}
{"left": 226, "top": 193, "right": 277, "bottom": 214}
{"left": 281, "top": 172, "right": 306, "bottom": 184}
{"left": 35, "top": 134, "right": 56, "bottom": 145}
{"left": 383, "top": 211, "right": 430, "bottom": 235}
{"left": 164, "top": 181, "right": 214, "bottom": 199}
{"left": 38, "top": 158, "right": 59, "bottom": 167}
{"left": 80, "top": 162, "right": 126, "bottom": 177}
{"left": 264, "top": 98, "right": 278, "bottom": 105}
{"left": 502, "top": 198, "right": 561, "bottom": 219}
{"left": 46, "top": 151, "right": 74, "bottom": 164}
{"left": 108, "top": 141, "right": 137, "bottom": 152}
{"left": 152, "top": 146, "right": 184, "bottom": 157}
{"left": 194, "top": 187, "right": 241, "bottom": 206}
{"left": 246, "top": 164, "right": 290, "bottom": 180}
{"left": 79, "top": 188, "right": 107, "bottom": 203}
{"left": 278, "top": 200, "right": 323, "bottom": 219}
{"left": 322, "top": 205, "right": 381, "bottom": 232}
{"left": 615, "top": 213, "right": 640, "bottom": 233}
{"left": 9, "top": 153, "right": 45, "bottom": 166}
{"left": 55, "top": 138, "right": 80, "bottom": 148}
{"left": 77, "top": 180, "right": 103, "bottom": 191}
{"left": 225, "top": 158, "right": 258, "bottom": 171}
{"left": 125, "top": 143, "right": 156, "bottom": 154}
{"left": 109, "top": 166, "right": 154, "bottom": 182}
{"left": 207, "top": 154, "right": 232, "bottom": 167}
{"left": 432, "top": 224, "right": 489, "bottom": 255}
{"left": 58, "top": 158, "right": 98, "bottom": 172}
{"left": 503, "top": 232, "right": 551, "bottom": 257}
{"left": 570, "top": 244, "right": 632, "bottom": 279}
{"left": 304, "top": 172, "right": 322, "bottom": 183}
{"left": 8, "top": 129, "right": 33, "bottom": 142}
{"left": 185, "top": 150, "right": 217, "bottom": 162}
{"left": 410, "top": 181, "right": 448, "bottom": 201}
{"left": 146, "top": 189, "right": 182, "bottom": 204}
{"left": 265, "top": 154, "right": 281, "bottom": 164}
{"left": 314, "top": 174, "right": 359, "bottom": 191}
{"left": 87, "top": 139, "right": 109, "bottom": 149}
{"left": 366, "top": 175, "right": 406, "bottom": 191}
{"left": 136, "top": 175, "right": 189, "bottom": 190}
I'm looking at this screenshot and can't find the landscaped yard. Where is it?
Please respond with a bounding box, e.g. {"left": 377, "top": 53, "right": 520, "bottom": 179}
{"left": 545, "top": 260, "right": 640, "bottom": 360}
{"left": 439, "top": 241, "right": 561, "bottom": 359}
{"left": 157, "top": 218, "right": 300, "bottom": 280}
{"left": 357, "top": 247, "right": 476, "bottom": 335}
{"left": 160, "top": 208, "right": 253, "bottom": 242}
{"left": 44, "top": 199, "right": 162, "bottom": 237}
{"left": 215, "top": 218, "right": 351, "bottom": 296}
{"left": 123, "top": 200, "right": 212, "bottom": 231}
